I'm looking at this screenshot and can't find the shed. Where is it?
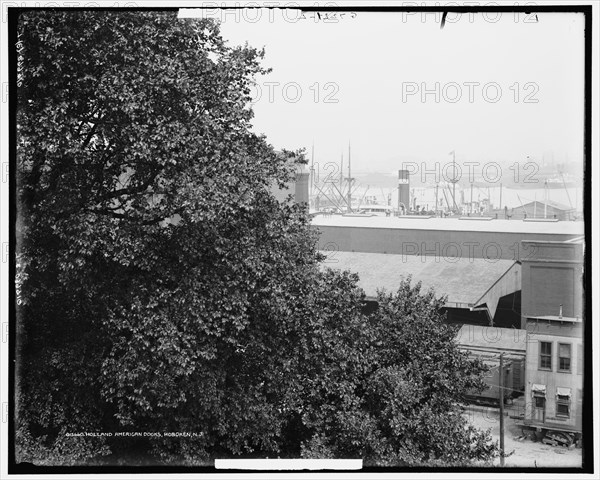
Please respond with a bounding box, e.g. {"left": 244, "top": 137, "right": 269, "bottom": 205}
{"left": 519, "top": 200, "right": 575, "bottom": 221}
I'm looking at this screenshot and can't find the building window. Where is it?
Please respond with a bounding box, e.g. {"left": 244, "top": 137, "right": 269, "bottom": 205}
{"left": 556, "top": 401, "right": 569, "bottom": 417}
{"left": 534, "top": 396, "right": 545, "bottom": 408}
{"left": 558, "top": 343, "right": 571, "bottom": 372}
{"left": 556, "top": 388, "right": 571, "bottom": 418}
{"left": 577, "top": 344, "right": 583, "bottom": 375}
{"left": 539, "top": 341, "right": 552, "bottom": 370}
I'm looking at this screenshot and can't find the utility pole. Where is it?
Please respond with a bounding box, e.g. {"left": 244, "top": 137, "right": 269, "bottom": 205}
{"left": 499, "top": 353, "right": 505, "bottom": 467}
{"left": 310, "top": 142, "right": 315, "bottom": 203}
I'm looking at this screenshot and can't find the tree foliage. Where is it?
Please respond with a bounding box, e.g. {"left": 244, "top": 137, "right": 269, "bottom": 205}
{"left": 295, "top": 274, "right": 497, "bottom": 466}
{"left": 15, "top": 11, "right": 498, "bottom": 467}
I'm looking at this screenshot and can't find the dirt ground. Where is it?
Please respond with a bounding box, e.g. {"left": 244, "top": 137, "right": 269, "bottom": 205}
{"left": 465, "top": 403, "right": 582, "bottom": 468}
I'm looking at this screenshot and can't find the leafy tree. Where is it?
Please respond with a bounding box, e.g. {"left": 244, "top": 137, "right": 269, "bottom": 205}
{"left": 15, "top": 10, "right": 499, "bottom": 468}
{"left": 16, "top": 10, "right": 317, "bottom": 465}
{"left": 293, "top": 274, "right": 498, "bottom": 466}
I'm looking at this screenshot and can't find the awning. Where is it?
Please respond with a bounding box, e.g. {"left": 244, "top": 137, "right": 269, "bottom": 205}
{"left": 556, "top": 387, "right": 571, "bottom": 398}
{"left": 532, "top": 384, "right": 546, "bottom": 395}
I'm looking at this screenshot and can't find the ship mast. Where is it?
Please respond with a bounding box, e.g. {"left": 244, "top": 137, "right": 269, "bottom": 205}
{"left": 347, "top": 142, "right": 352, "bottom": 213}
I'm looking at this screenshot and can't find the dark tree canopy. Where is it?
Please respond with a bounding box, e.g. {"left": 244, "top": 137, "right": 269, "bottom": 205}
{"left": 15, "top": 11, "right": 498, "bottom": 467}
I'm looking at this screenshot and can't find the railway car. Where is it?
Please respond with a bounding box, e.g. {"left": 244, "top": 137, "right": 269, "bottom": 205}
{"left": 455, "top": 324, "right": 526, "bottom": 406}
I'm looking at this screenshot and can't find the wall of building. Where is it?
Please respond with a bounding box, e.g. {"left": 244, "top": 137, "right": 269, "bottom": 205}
{"left": 315, "top": 226, "right": 579, "bottom": 261}
{"left": 521, "top": 241, "right": 584, "bottom": 322}
{"left": 495, "top": 291, "right": 522, "bottom": 329}
{"left": 294, "top": 172, "right": 309, "bottom": 204}
{"left": 272, "top": 171, "right": 310, "bottom": 205}
{"left": 523, "top": 319, "right": 583, "bottom": 432}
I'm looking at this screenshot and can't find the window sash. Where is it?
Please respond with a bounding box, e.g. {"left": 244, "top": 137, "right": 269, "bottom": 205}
{"left": 556, "top": 402, "right": 570, "bottom": 417}
{"left": 558, "top": 343, "right": 572, "bottom": 372}
{"left": 541, "top": 342, "right": 552, "bottom": 355}
{"left": 559, "top": 357, "right": 571, "bottom": 371}
{"left": 539, "top": 342, "right": 552, "bottom": 370}
{"left": 556, "top": 389, "right": 571, "bottom": 417}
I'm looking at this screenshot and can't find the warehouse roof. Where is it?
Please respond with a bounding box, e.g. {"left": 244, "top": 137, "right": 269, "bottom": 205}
{"left": 320, "top": 251, "right": 521, "bottom": 321}
{"left": 312, "top": 214, "right": 584, "bottom": 235}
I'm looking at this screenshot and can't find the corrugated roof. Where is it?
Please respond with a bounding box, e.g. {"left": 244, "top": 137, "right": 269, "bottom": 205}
{"left": 320, "top": 250, "right": 518, "bottom": 306}
{"left": 312, "top": 215, "right": 584, "bottom": 235}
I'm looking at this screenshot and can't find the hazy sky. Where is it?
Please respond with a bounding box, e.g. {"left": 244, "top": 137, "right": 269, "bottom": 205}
{"left": 204, "top": 9, "right": 585, "bottom": 174}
